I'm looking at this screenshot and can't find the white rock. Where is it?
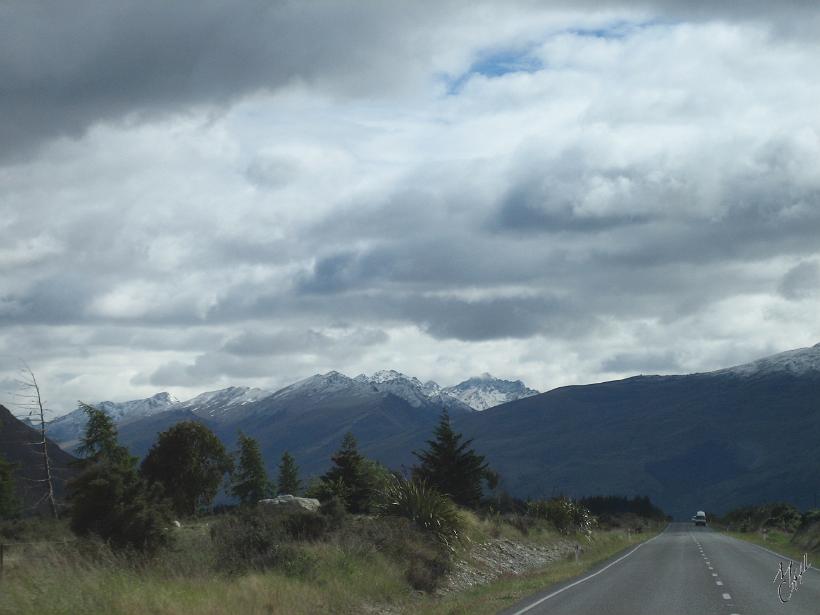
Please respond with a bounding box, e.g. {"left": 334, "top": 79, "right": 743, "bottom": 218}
{"left": 258, "top": 494, "right": 320, "bottom": 513}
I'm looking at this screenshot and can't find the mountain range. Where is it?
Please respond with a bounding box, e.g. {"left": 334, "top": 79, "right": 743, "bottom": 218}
{"left": 9, "top": 344, "right": 820, "bottom": 519}
{"left": 45, "top": 371, "right": 538, "bottom": 450}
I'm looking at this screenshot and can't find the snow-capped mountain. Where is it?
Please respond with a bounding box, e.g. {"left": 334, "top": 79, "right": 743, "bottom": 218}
{"left": 178, "top": 386, "right": 272, "bottom": 418}
{"left": 46, "top": 391, "right": 180, "bottom": 449}
{"left": 269, "top": 371, "right": 363, "bottom": 403}
{"left": 443, "top": 373, "right": 539, "bottom": 411}
{"left": 46, "top": 387, "right": 273, "bottom": 449}
{"left": 97, "top": 392, "right": 180, "bottom": 425}
{"left": 716, "top": 342, "right": 820, "bottom": 378}
{"left": 354, "top": 370, "right": 473, "bottom": 413}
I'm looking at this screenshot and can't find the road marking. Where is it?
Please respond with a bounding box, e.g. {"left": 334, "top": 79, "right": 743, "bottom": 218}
{"left": 711, "top": 573, "right": 717, "bottom": 576}
{"left": 722, "top": 593, "right": 732, "bottom": 600}
{"left": 507, "top": 532, "right": 663, "bottom": 615}
{"left": 716, "top": 580, "right": 723, "bottom": 585}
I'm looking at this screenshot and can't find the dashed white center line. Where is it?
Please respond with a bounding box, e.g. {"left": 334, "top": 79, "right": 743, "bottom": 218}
{"left": 711, "top": 573, "right": 717, "bottom": 576}
{"left": 716, "top": 580, "right": 724, "bottom": 586}
{"left": 722, "top": 593, "right": 732, "bottom": 600}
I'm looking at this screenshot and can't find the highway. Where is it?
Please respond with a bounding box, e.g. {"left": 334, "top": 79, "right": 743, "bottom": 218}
{"left": 500, "top": 522, "right": 820, "bottom": 615}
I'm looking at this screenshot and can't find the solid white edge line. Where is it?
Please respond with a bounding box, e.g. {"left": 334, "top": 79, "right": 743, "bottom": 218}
{"left": 508, "top": 530, "right": 665, "bottom": 615}
{"left": 721, "top": 533, "right": 819, "bottom": 575}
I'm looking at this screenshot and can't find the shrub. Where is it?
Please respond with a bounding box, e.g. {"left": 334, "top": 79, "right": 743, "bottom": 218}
{"left": 336, "top": 516, "right": 452, "bottom": 592}
{"left": 527, "top": 497, "right": 597, "bottom": 535}
{"left": 210, "top": 507, "right": 320, "bottom": 576}
{"left": 68, "top": 461, "right": 172, "bottom": 553}
{"left": 282, "top": 511, "right": 328, "bottom": 541}
{"left": 378, "top": 476, "right": 464, "bottom": 548}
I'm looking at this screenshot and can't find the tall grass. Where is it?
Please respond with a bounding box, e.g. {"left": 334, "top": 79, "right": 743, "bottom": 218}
{"left": 378, "top": 476, "right": 464, "bottom": 548}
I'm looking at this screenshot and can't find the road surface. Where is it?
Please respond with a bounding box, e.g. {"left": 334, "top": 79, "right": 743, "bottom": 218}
{"left": 500, "top": 522, "right": 820, "bottom": 615}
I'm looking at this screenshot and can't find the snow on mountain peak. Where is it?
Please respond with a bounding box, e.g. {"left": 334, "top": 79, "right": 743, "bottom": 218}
{"left": 443, "top": 375, "right": 539, "bottom": 411}
{"left": 718, "top": 343, "right": 820, "bottom": 378}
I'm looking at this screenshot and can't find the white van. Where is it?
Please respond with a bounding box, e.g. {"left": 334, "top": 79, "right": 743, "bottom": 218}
{"left": 692, "top": 511, "right": 707, "bottom": 526}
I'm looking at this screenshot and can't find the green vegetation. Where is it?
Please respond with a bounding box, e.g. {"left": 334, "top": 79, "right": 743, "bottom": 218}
{"left": 230, "top": 433, "right": 273, "bottom": 505}
{"left": 378, "top": 475, "right": 464, "bottom": 547}
{"left": 0, "top": 452, "right": 18, "bottom": 519}
{"left": 315, "top": 432, "right": 389, "bottom": 513}
{"left": 413, "top": 410, "right": 490, "bottom": 508}
{"left": 717, "top": 502, "right": 820, "bottom": 560}
{"left": 141, "top": 421, "right": 234, "bottom": 516}
{"left": 0, "top": 404, "right": 670, "bottom": 614}
{"left": 276, "top": 451, "right": 301, "bottom": 495}
{"left": 68, "top": 403, "right": 172, "bottom": 552}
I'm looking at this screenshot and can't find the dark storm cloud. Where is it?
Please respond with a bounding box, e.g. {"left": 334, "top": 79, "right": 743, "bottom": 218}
{"left": 779, "top": 262, "right": 820, "bottom": 300}
{"left": 221, "top": 328, "right": 388, "bottom": 357}
{"left": 0, "top": 0, "right": 453, "bottom": 161}
{"left": 4, "top": 0, "right": 818, "bottom": 163}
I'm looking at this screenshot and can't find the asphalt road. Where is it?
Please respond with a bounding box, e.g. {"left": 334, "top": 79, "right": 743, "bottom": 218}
{"left": 500, "top": 522, "right": 820, "bottom": 615}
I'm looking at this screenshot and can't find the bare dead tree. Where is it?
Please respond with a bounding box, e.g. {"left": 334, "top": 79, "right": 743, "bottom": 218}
{"left": 13, "top": 363, "right": 59, "bottom": 519}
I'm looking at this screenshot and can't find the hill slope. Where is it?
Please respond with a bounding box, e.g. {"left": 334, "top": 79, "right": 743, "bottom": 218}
{"left": 0, "top": 405, "right": 77, "bottom": 514}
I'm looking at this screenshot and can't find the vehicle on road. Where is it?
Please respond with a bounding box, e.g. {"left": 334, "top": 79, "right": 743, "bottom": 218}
{"left": 692, "top": 510, "right": 707, "bottom": 526}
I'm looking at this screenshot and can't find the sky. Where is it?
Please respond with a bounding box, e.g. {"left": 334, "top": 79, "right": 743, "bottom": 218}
{"left": 2, "top": 0, "right": 820, "bottom": 415}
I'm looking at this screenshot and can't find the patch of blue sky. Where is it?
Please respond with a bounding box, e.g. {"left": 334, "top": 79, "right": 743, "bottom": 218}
{"left": 440, "top": 20, "right": 673, "bottom": 96}
{"left": 443, "top": 47, "right": 544, "bottom": 95}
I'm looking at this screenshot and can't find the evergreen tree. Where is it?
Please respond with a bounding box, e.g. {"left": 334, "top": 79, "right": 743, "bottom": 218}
{"left": 0, "top": 453, "right": 18, "bottom": 519}
{"left": 321, "top": 432, "right": 374, "bottom": 513}
{"left": 277, "top": 451, "right": 301, "bottom": 495}
{"left": 76, "top": 402, "right": 132, "bottom": 466}
{"left": 230, "top": 432, "right": 272, "bottom": 505}
{"left": 413, "top": 410, "right": 490, "bottom": 508}
{"left": 69, "top": 403, "right": 171, "bottom": 551}
{"left": 141, "top": 421, "right": 233, "bottom": 517}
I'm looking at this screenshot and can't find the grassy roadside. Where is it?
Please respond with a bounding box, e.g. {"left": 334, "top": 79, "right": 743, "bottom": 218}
{"left": 720, "top": 528, "right": 815, "bottom": 562}
{"left": 406, "top": 526, "right": 664, "bottom": 615}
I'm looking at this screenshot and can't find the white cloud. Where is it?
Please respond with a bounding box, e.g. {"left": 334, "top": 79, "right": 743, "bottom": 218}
{"left": 1, "top": 5, "right": 820, "bottom": 413}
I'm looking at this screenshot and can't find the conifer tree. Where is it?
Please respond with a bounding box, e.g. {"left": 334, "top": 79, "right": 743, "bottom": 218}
{"left": 230, "top": 432, "right": 272, "bottom": 505}
{"left": 321, "top": 432, "right": 373, "bottom": 513}
{"left": 413, "top": 410, "right": 489, "bottom": 508}
{"left": 69, "top": 402, "right": 171, "bottom": 551}
{"left": 76, "top": 402, "right": 132, "bottom": 467}
{"left": 277, "top": 451, "right": 301, "bottom": 495}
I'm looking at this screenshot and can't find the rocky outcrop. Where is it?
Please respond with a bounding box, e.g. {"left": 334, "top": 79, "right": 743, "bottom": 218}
{"left": 259, "top": 494, "right": 321, "bottom": 513}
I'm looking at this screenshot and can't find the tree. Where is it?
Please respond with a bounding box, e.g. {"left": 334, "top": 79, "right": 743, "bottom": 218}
{"left": 230, "top": 432, "right": 272, "bottom": 505}
{"left": 413, "top": 410, "right": 489, "bottom": 508}
{"left": 321, "top": 432, "right": 376, "bottom": 513}
{"left": 141, "top": 421, "right": 233, "bottom": 517}
{"left": 277, "top": 451, "right": 301, "bottom": 495}
{"left": 0, "top": 453, "right": 19, "bottom": 519}
{"left": 13, "top": 364, "right": 58, "bottom": 518}
{"left": 68, "top": 403, "right": 171, "bottom": 552}
{"left": 75, "top": 402, "right": 132, "bottom": 467}
{"left": 68, "top": 461, "right": 171, "bottom": 552}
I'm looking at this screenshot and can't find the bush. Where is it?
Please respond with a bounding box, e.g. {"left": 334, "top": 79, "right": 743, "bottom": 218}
{"left": 68, "top": 461, "right": 172, "bottom": 553}
{"left": 336, "top": 516, "right": 452, "bottom": 592}
{"left": 282, "top": 511, "right": 328, "bottom": 541}
{"left": 378, "top": 476, "right": 464, "bottom": 548}
{"left": 210, "top": 508, "right": 319, "bottom": 576}
{"left": 527, "top": 497, "right": 597, "bottom": 535}
{"left": 721, "top": 502, "right": 802, "bottom": 533}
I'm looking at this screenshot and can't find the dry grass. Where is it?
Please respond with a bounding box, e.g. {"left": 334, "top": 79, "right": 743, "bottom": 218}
{"left": 0, "top": 515, "right": 664, "bottom": 615}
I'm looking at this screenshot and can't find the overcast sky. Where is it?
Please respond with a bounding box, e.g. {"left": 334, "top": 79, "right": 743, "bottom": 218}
{"left": 2, "top": 0, "right": 820, "bottom": 414}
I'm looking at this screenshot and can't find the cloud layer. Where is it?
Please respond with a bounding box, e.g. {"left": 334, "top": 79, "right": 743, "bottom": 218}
{"left": 2, "top": 1, "right": 819, "bottom": 413}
